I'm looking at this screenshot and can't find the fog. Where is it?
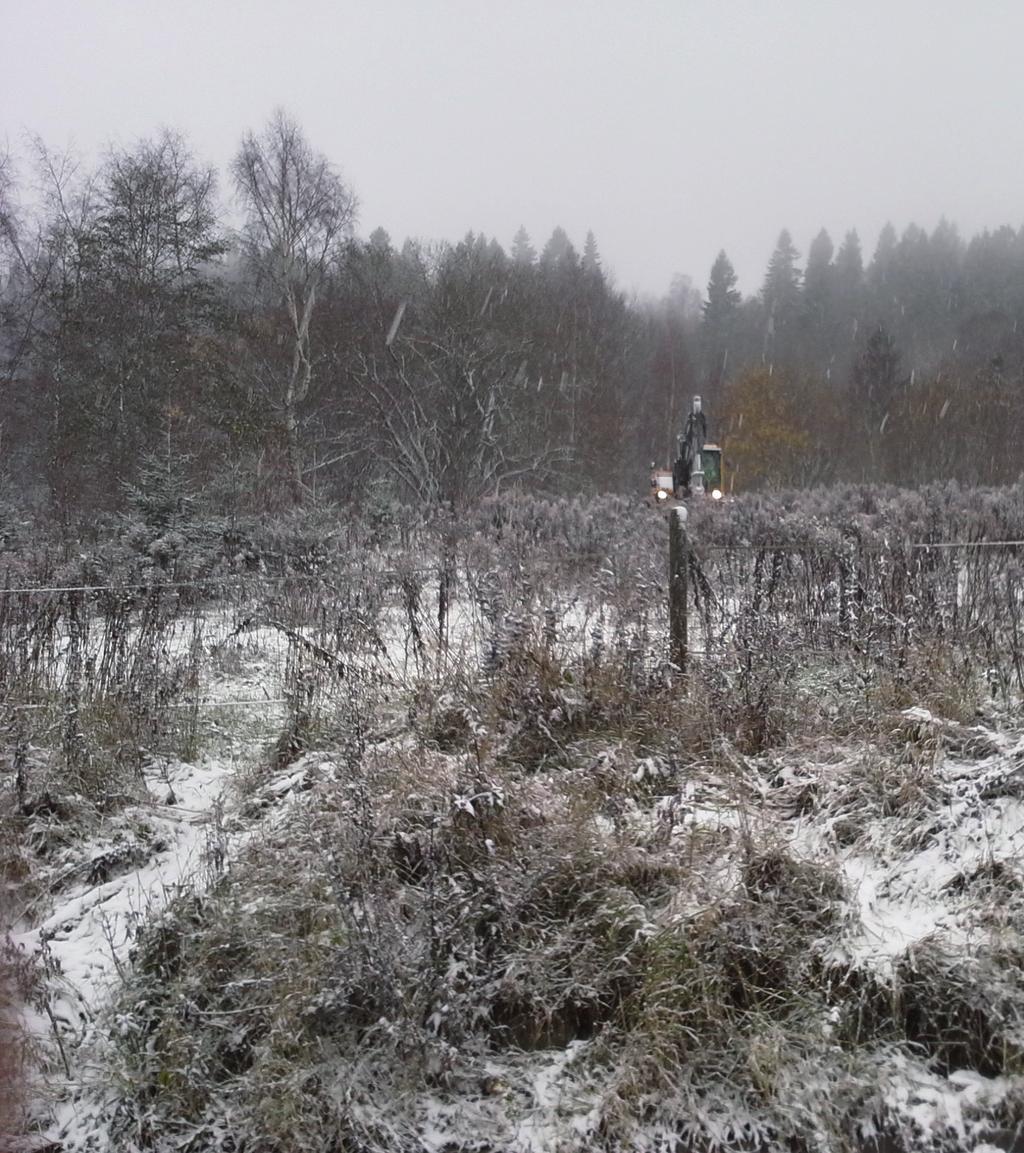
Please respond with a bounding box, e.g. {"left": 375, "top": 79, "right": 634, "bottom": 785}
{"left": 5, "top": 0, "right": 1024, "bottom": 295}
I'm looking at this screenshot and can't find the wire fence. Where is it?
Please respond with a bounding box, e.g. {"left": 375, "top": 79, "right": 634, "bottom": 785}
{"left": 1, "top": 537, "right": 1021, "bottom": 598}
{"left": 700, "top": 538, "right": 1024, "bottom": 554}
{"left": 2, "top": 523, "right": 1023, "bottom": 805}
{"left": 685, "top": 529, "right": 1024, "bottom": 705}
{"left": 0, "top": 568, "right": 442, "bottom": 597}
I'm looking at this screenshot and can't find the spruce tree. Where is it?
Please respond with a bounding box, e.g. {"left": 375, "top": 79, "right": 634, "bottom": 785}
{"left": 540, "top": 226, "right": 574, "bottom": 268}
{"left": 831, "top": 229, "right": 865, "bottom": 355}
{"left": 582, "top": 230, "right": 601, "bottom": 273}
{"left": 802, "top": 228, "right": 835, "bottom": 356}
{"left": 703, "top": 250, "right": 741, "bottom": 328}
{"left": 761, "top": 229, "right": 802, "bottom": 331}
{"left": 852, "top": 324, "right": 904, "bottom": 477}
{"left": 835, "top": 230, "right": 864, "bottom": 296}
{"left": 803, "top": 229, "right": 834, "bottom": 307}
{"left": 511, "top": 225, "right": 536, "bottom": 266}
{"left": 703, "top": 251, "right": 742, "bottom": 390}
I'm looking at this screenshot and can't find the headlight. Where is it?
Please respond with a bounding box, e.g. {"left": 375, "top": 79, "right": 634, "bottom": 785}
{"left": 656, "top": 489, "right": 669, "bottom": 501}
{"left": 711, "top": 489, "right": 723, "bottom": 501}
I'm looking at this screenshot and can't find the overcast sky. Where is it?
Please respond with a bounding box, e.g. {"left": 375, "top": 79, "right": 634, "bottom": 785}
{"left": 6, "top": 0, "right": 1024, "bottom": 297}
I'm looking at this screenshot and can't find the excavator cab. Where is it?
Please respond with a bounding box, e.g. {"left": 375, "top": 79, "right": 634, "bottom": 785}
{"left": 701, "top": 444, "right": 723, "bottom": 499}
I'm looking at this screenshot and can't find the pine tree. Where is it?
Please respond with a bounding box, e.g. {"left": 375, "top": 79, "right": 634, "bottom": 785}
{"left": 852, "top": 324, "right": 904, "bottom": 477}
{"left": 802, "top": 229, "right": 834, "bottom": 353}
{"left": 927, "top": 217, "right": 964, "bottom": 343}
{"left": 803, "top": 229, "right": 834, "bottom": 307}
{"left": 834, "top": 230, "right": 864, "bottom": 296}
{"left": 869, "top": 223, "right": 898, "bottom": 296}
{"left": 582, "top": 230, "right": 601, "bottom": 273}
{"left": 855, "top": 325, "right": 902, "bottom": 419}
{"left": 702, "top": 251, "right": 742, "bottom": 391}
{"left": 540, "top": 226, "right": 575, "bottom": 268}
{"left": 830, "top": 229, "right": 865, "bottom": 357}
{"left": 761, "top": 229, "right": 802, "bottom": 331}
{"left": 511, "top": 225, "right": 536, "bottom": 266}
{"left": 703, "top": 250, "right": 741, "bottom": 327}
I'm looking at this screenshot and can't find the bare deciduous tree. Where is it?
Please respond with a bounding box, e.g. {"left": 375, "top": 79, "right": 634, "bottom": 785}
{"left": 0, "top": 146, "right": 82, "bottom": 391}
{"left": 355, "top": 310, "right": 566, "bottom": 507}
{"left": 232, "top": 110, "right": 357, "bottom": 503}
{"left": 98, "top": 130, "right": 223, "bottom": 287}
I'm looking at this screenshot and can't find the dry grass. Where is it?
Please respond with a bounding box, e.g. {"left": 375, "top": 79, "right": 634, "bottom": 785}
{"left": 7, "top": 490, "right": 1024, "bottom": 1151}
{"left": 0, "top": 876, "right": 39, "bottom": 1151}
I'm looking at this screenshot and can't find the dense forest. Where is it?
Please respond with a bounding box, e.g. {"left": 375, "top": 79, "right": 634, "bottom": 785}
{"left": 2, "top": 111, "right": 1023, "bottom": 528}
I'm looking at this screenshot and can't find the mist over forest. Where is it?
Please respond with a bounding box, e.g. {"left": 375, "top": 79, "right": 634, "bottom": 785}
{"left": 2, "top": 112, "right": 1023, "bottom": 528}
{"left": 0, "top": 108, "right": 1019, "bottom": 534}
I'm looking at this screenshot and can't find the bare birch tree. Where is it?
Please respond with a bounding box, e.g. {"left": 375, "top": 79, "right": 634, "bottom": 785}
{"left": 232, "top": 110, "right": 357, "bottom": 503}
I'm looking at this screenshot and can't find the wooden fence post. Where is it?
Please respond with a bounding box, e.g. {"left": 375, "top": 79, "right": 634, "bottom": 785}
{"left": 669, "top": 506, "right": 688, "bottom": 675}
{"left": 437, "top": 549, "right": 453, "bottom": 676}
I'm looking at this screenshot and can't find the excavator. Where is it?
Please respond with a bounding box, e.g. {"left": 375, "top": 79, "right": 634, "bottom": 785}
{"left": 648, "top": 395, "right": 724, "bottom": 507}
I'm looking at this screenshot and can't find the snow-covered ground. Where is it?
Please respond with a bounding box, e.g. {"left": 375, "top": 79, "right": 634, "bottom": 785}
{"left": 5, "top": 593, "right": 572, "bottom": 1144}
{"left": 7, "top": 621, "right": 290, "bottom": 1148}
{"left": 8, "top": 600, "right": 1024, "bottom": 1151}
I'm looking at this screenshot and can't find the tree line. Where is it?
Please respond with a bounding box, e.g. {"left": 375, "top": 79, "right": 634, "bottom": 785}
{"left": 2, "top": 112, "right": 1023, "bottom": 528}
{"left": 0, "top": 112, "right": 691, "bottom": 524}
{"left": 708, "top": 222, "right": 1024, "bottom": 489}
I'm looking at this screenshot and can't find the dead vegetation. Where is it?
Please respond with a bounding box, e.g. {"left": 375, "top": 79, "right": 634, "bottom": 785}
{"left": 6, "top": 489, "right": 1024, "bottom": 1151}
